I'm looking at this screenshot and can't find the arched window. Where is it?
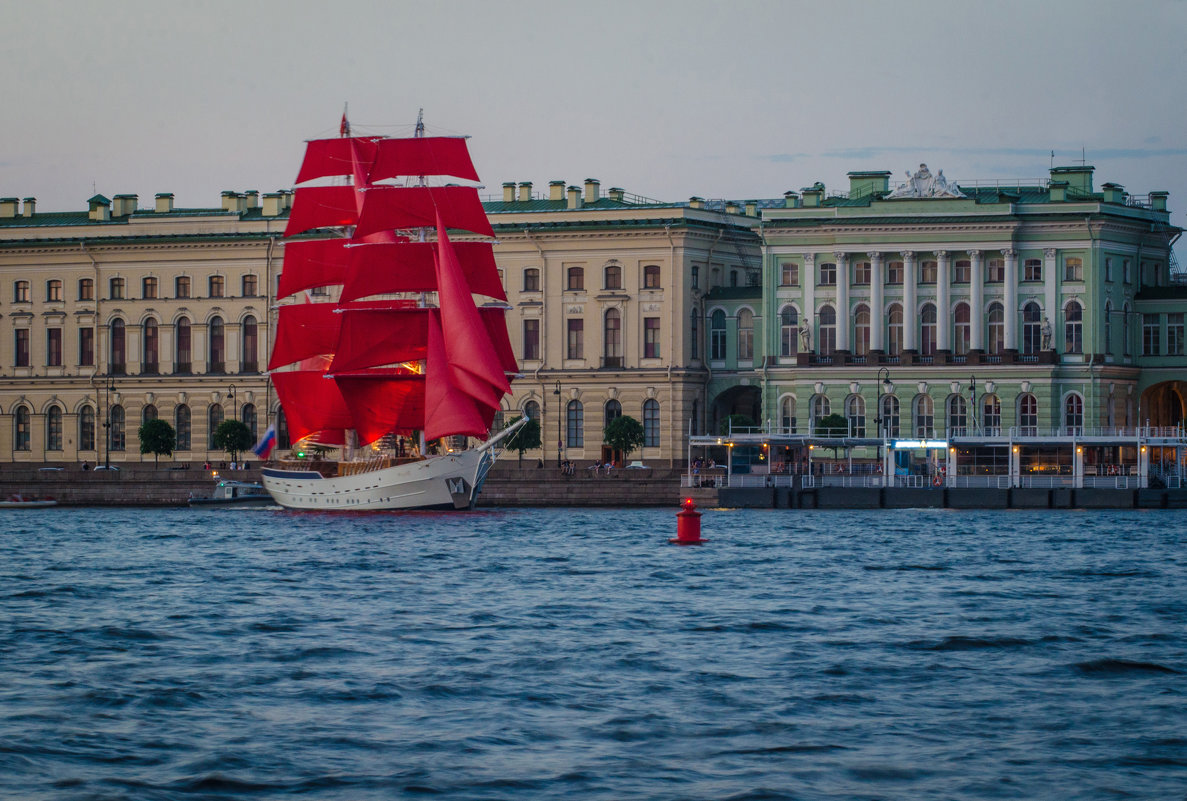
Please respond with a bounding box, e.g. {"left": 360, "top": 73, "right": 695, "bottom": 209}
{"left": 604, "top": 264, "right": 622, "bottom": 290}
{"left": 243, "top": 403, "right": 257, "bottom": 440}
{"left": 1104, "top": 300, "right": 1113, "bottom": 354}
{"left": 737, "top": 309, "right": 754, "bottom": 361}
{"left": 566, "top": 400, "right": 584, "bottom": 447}
{"left": 947, "top": 395, "right": 968, "bottom": 436}
{"left": 522, "top": 268, "right": 540, "bottom": 292}
{"left": 175, "top": 317, "right": 192, "bottom": 373}
{"left": 987, "top": 303, "right": 1004, "bottom": 355}
{"left": 143, "top": 319, "right": 159, "bottom": 374}
{"left": 811, "top": 395, "right": 830, "bottom": 427}
{"left": 879, "top": 395, "right": 900, "bottom": 438}
{"left": 920, "top": 303, "right": 937, "bottom": 356}
{"left": 887, "top": 303, "right": 903, "bottom": 356}
{"left": 603, "top": 309, "right": 622, "bottom": 366}
{"left": 780, "top": 307, "right": 798, "bottom": 357}
{"left": 710, "top": 310, "right": 727, "bottom": 360}
{"left": 1064, "top": 394, "right": 1084, "bottom": 435}
{"left": 818, "top": 304, "right": 836, "bottom": 356}
{"left": 643, "top": 399, "right": 660, "bottom": 447}
{"left": 643, "top": 264, "right": 661, "bottom": 289}
{"left": 142, "top": 404, "right": 158, "bottom": 423}
{"left": 14, "top": 405, "right": 30, "bottom": 451}
{"left": 690, "top": 312, "right": 699, "bottom": 360}
{"left": 914, "top": 395, "right": 934, "bottom": 437}
{"left": 780, "top": 396, "right": 796, "bottom": 433}
{"left": 604, "top": 399, "right": 622, "bottom": 427}
{"left": 846, "top": 395, "right": 865, "bottom": 437}
{"left": 208, "top": 404, "right": 223, "bottom": 449}
{"left": 854, "top": 304, "right": 870, "bottom": 356}
{"left": 110, "top": 318, "right": 126, "bottom": 374}
{"left": 110, "top": 405, "right": 126, "bottom": 451}
{"left": 242, "top": 316, "right": 258, "bottom": 372}
{"left": 1022, "top": 302, "right": 1042, "bottom": 354}
{"left": 1018, "top": 393, "right": 1038, "bottom": 435}
{"left": 954, "top": 303, "right": 971, "bottom": 356}
{"left": 175, "top": 404, "right": 191, "bottom": 451}
{"left": 523, "top": 400, "right": 540, "bottom": 422}
{"left": 209, "top": 316, "right": 225, "bottom": 372}
{"left": 1123, "top": 303, "right": 1132, "bottom": 355}
{"left": 1064, "top": 301, "right": 1083, "bottom": 354}
{"left": 982, "top": 395, "right": 1001, "bottom": 435}
{"left": 80, "top": 405, "right": 96, "bottom": 451}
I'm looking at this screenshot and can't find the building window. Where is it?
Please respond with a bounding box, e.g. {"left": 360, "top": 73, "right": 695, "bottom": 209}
{"left": 780, "top": 262, "right": 799, "bottom": 286}
{"left": 887, "top": 303, "right": 903, "bottom": 356}
{"left": 521, "top": 268, "right": 540, "bottom": 292}
{"left": 78, "top": 278, "right": 94, "bottom": 301}
{"left": 143, "top": 404, "right": 158, "bottom": 424}
{"left": 208, "top": 275, "right": 224, "bottom": 298}
{"left": 1104, "top": 300, "right": 1113, "bottom": 354}
{"left": 846, "top": 395, "right": 865, "bottom": 437}
{"left": 854, "top": 304, "right": 870, "bottom": 356}
{"left": 1018, "top": 393, "right": 1038, "bottom": 435}
{"left": 819, "top": 262, "right": 837, "bottom": 286}
{"left": 242, "top": 403, "right": 257, "bottom": 440}
{"left": 1105, "top": 258, "right": 1114, "bottom": 282}
{"left": 887, "top": 261, "right": 903, "bottom": 284}
{"left": 879, "top": 395, "right": 900, "bottom": 438}
{"left": 919, "top": 260, "right": 937, "bottom": 284}
{"left": 567, "top": 266, "right": 584, "bottom": 291}
{"left": 690, "top": 312, "right": 699, "bottom": 360}
{"left": 1123, "top": 303, "right": 1132, "bottom": 355}
{"left": 640, "top": 399, "right": 660, "bottom": 448}
{"left": 1124, "top": 260, "right": 1132, "bottom": 283}
{"left": 1064, "top": 394, "right": 1083, "bottom": 435}
{"left": 566, "top": 400, "right": 584, "bottom": 447}
{"left": 736, "top": 309, "right": 753, "bottom": 361}
{"left": 277, "top": 409, "right": 290, "bottom": 449}
{"left": 14, "top": 280, "right": 30, "bottom": 302}
{"left": 710, "top": 310, "right": 727, "bottom": 360}
{"left": 209, "top": 316, "right": 225, "bottom": 372}
{"left": 982, "top": 395, "right": 1001, "bottom": 435}
{"left": 1064, "top": 257, "right": 1083, "bottom": 282}
{"left": 110, "top": 318, "right": 126, "bottom": 374}
{"left": 176, "top": 276, "right": 191, "bottom": 299}
{"left": 47, "top": 327, "right": 62, "bottom": 367}
{"left": 143, "top": 277, "right": 158, "bottom": 299}
{"left": 853, "top": 261, "right": 871, "bottom": 286}
{"left": 914, "top": 395, "right": 934, "bottom": 437}
{"left": 522, "top": 319, "right": 540, "bottom": 360}
{"left": 954, "top": 303, "right": 971, "bottom": 356}
{"left": 604, "top": 264, "right": 622, "bottom": 290}
{"left": 947, "top": 395, "right": 967, "bottom": 436}
{"left": 523, "top": 400, "right": 540, "bottom": 422}
{"left": 142, "top": 319, "right": 159, "bottom": 374}
{"left": 80, "top": 405, "right": 96, "bottom": 451}
{"left": 730, "top": 270, "right": 739, "bottom": 288}
{"left": 567, "top": 318, "right": 584, "bottom": 359}
{"left": 1143, "top": 314, "right": 1161, "bottom": 356}
{"left": 79, "top": 328, "right": 94, "bottom": 367}
{"left": 174, "top": 408, "right": 191, "bottom": 450}
{"left": 175, "top": 317, "right": 192, "bottom": 372}
{"left": 643, "top": 264, "right": 661, "bottom": 289}
{"left": 780, "top": 307, "right": 798, "bottom": 357}
{"left": 987, "top": 303, "right": 1004, "bottom": 355}
{"left": 1024, "top": 259, "right": 1042, "bottom": 282}
{"left": 110, "top": 277, "right": 125, "bottom": 299}
{"left": 818, "top": 305, "right": 836, "bottom": 356}
{"left": 644, "top": 317, "right": 660, "bottom": 359}
{"left": 986, "top": 259, "right": 1004, "bottom": 283}
{"left": 691, "top": 265, "right": 700, "bottom": 289}
{"left": 46, "top": 279, "right": 63, "bottom": 302}
{"left": 920, "top": 303, "right": 937, "bottom": 356}
{"left": 14, "top": 329, "right": 29, "bottom": 367}
{"left": 241, "top": 275, "right": 258, "bottom": 297}
{"left": 1022, "top": 302, "right": 1042, "bottom": 355}
{"left": 208, "top": 405, "right": 223, "bottom": 449}
{"left": 781, "top": 397, "right": 796, "bottom": 433}
{"left": 1168, "top": 313, "right": 1184, "bottom": 355}
{"left": 953, "top": 259, "right": 971, "bottom": 284}
{"left": 811, "top": 395, "right": 831, "bottom": 425}
{"left": 14, "top": 406, "right": 31, "bottom": 451}
{"left": 604, "top": 399, "right": 622, "bottom": 428}
{"left": 110, "top": 405, "right": 126, "bottom": 451}
{"left": 603, "top": 309, "right": 622, "bottom": 366}
{"left": 1065, "top": 301, "right": 1083, "bottom": 354}
{"left": 243, "top": 316, "right": 258, "bottom": 372}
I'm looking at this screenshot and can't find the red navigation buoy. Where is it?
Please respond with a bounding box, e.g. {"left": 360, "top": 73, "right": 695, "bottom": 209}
{"left": 670, "top": 497, "right": 705, "bottom": 544}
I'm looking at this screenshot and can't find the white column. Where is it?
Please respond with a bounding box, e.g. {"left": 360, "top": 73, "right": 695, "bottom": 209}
{"left": 1004, "top": 248, "right": 1018, "bottom": 351}
{"left": 969, "top": 250, "right": 984, "bottom": 351}
{"left": 936, "top": 250, "right": 951, "bottom": 352}
{"left": 803, "top": 254, "right": 816, "bottom": 349}
{"left": 835, "top": 251, "right": 850, "bottom": 352}
{"left": 902, "top": 251, "right": 917, "bottom": 352}
{"left": 1043, "top": 248, "right": 1058, "bottom": 325}
{"left": 870, "top": 252, "right": 885, "bottom": 352}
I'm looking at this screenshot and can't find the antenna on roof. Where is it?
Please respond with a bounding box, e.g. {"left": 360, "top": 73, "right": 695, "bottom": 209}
{"left": 1078, "top": 146, "right": 1087, "bottom": 167}
{"left": 1050, "top": 150, "right": 1055, "bottom": 169}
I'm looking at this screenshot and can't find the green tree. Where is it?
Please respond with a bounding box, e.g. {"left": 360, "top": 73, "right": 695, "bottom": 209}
{"left": 138, "top": 418, "right": 176, "bottom": 467}
{"left": 603, "top": 415, "right": 645, "bottom": 462}
{"left": 814, "top": 412, "right": 849, "bottom": 459}
{"left": 719, "top": 413, "right": 756, "bottom": 435}
{"left": 213, "top": 419, "right": 254, "bottom": 462}
{"left": 504, "top": 416, "right": 541, "bottom": 465}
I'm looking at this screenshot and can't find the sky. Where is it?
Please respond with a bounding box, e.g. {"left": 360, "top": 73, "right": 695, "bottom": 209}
{"left": 3, "top": 0, "right": 1187, "bottom": 253}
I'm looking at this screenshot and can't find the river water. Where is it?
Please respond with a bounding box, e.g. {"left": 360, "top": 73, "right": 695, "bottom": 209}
{"left": 1, "top": 507, "right": 1184, "bottom": 800}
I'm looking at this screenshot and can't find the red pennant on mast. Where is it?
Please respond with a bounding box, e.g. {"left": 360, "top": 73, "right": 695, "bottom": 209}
{"left": 339, "top": 104, "right": 350, "bottom": 137}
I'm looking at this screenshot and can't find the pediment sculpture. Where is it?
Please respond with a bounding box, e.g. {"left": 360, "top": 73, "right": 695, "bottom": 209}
{"left": 885, "top": 163, "right": 966, "bottom": 199}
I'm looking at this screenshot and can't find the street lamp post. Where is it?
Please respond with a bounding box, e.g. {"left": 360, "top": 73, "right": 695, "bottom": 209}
{"left": 553, "top": 380, "right": 562, "bottom": 468}
{"left": 102, "top": 374, "right": 116, "bottom": 469}
{"left": 228, "top": 383, "right": 237, "bottom": 421}
{"left": 968, "top": 374, "right": 977, "bottom": 435}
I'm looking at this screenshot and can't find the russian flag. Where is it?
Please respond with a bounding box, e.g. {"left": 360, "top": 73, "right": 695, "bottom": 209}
{"left": 252, "top": 424, "right": 277, "bottom": 459}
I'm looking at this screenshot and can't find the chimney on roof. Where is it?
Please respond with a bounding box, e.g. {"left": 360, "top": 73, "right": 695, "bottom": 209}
{"left": 282, "top": 190, "right": 293, "bottom": 210}
{"left": 745, "top": 200, "right": 757, "bottom": 217}
{"left": 689, "top": 196, "right": 704, "bottom": 209}
{"left": 550, "top": 180, "right": 565, "bottom": 202}
{"left": 584, "top": 178, "right": 600, "bottom": 204}
{"left": 245, "top": 190, "right": 259, "bottom": 209}
{"left": 1150, "top": 191, "right": 1169, "bottom": 212}
{"left": 88, "top": 195, "right": 111, "bottom": 221}
{"left": 155, "top": 193, "right": 174, "bottom": 213}
{"left": 801, "top": 183, "right": 824, "bottom": 208}
{"left": 22, "top": 197, "right": 35, "bottom": 217}
{"left": 783, "top": 191, "right": 800, "bottom": 208}
{"left": 221, "top": 191, "right": 246, "bottom": 213}
{"left": 262, "top": 193, "right": 283, "bottom": 217}
{"left": 726, "top": 202, "right": 739, "bottom": 215}
{"left": 608, "top": 187, "right": 625, "bottom": 202}
{"left": 567, "top": 185, "right": 582, "bottom": 210}
{"left": 517, "top": 182, "right": 532, "bottom": 202}
{"left": 1048, "top": 180, "right": 1068, "bottom": 202}
{"left": 0, "top": 198, "right": 17, "bottom": 218}
{"left": 1101, "top": 183, "right": 1125, "bottom": 204}
{"left": 502, "top": 182, "right": 516, "bottom": 203}
{"left": 112, "top": 194, "right": 138, "bottom": 217}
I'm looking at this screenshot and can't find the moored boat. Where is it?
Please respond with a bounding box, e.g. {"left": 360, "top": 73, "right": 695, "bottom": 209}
{"left": 0, "top": 494, "right": 58, "bottom": 509}
{"left": 188, "top": 479, "right": 275, "bottom": 508}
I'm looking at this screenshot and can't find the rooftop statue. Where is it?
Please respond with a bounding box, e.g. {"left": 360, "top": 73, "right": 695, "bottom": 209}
{"left": 885, "top": 163, "right": 966, "bottom": 199}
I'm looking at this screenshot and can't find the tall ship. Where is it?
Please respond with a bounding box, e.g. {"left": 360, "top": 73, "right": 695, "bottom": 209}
{"left": 261, "top": 112, "right": 522, "bottom": 511}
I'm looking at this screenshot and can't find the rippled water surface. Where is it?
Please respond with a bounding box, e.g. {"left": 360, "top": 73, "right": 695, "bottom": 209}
{"left": 1, "top": 507, "right": 1185, "bottom": 800}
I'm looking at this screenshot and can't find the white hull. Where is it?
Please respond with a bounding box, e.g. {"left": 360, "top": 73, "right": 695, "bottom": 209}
{"left": 261, "top": 448, "right": 494, "bottom": 511}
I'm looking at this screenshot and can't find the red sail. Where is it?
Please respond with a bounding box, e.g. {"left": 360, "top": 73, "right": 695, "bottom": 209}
{"left": 268, "top": 302, "right": 342, "bottom": 370}
{"left": 277, "top": 238, "right": 348, "bottom": 299}
{"left": 284, "top": 186, "right": 360, "bottom": 237}
{"left": 340, "top": 241, "right": 507, "bottom": 302}
{"left": 272, "top": 370, "right": 353, "bottom": 445}
{"left": 481, "top": 308, "right": 519, "bottom": 374}
{"left": 334, "top": 372, "right": 426, "bottom": 444}
{"left": 370, "top": 137, "right": 480, "bottom": 183}
{"left": 295, "top": 137, "right": 381, "bottom": 184}
{"left": 330, "top": 308, "right": 428, "bottom": 373}
{"left": 423, "top": 310, "right": 491, "bottom": 440}
{"left": 354, "top": 186, "right": 494, "bottom": 239}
